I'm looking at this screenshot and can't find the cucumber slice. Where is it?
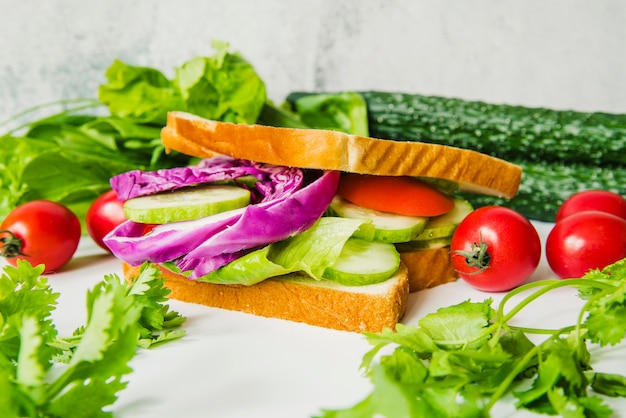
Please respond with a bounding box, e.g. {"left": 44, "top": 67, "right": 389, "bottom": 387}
{"left": 396, "top": 236, "right": 452, "bottom": 251}
{"left": 124, "top": 185, "right": 251, "bottom": 224}
{"left": 413, "top": 198, "right": 473, "bottom": 240}
{"left": 323, "top": 238, "right": 401, "bottom": 286}
{"left": 329, "top": 197, "right": 428, "bottom": 243}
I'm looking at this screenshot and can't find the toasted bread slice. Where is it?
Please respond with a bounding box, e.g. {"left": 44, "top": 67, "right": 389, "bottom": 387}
{"left": 123, "top": 261, "right": 409, "bottom": 333}
{"left": 161, "top": 111, "right": 522, "bottom": 198}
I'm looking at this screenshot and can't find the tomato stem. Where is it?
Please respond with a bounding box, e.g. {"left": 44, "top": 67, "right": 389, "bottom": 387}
{"left": 0, "top": 230, "right": 26, "bottom": 258}
{"left": 452, "top": 235, "right": 491, "bottom": 274}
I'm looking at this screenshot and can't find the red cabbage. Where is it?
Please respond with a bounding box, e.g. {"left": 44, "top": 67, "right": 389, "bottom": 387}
{"left": 104, "top": 158, "right": 340, "bottom": 279}
{"left": 111, "top": 156, "right": 302, "bottom": 204}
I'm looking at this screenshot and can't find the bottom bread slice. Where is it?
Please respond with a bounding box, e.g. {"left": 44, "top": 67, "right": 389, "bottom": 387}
{"left": 399, "top": 246, "right": 458, "bottom": 292}
{"left": 122, "top": 262, "right": 409, "bottom": 333}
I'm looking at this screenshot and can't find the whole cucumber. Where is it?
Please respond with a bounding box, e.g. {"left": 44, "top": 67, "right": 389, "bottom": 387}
{"left": 360, "top": 91, "right": 626, "bottom": 167}
{"left": 460, "top": 160, "right": 626, "bottom": 222}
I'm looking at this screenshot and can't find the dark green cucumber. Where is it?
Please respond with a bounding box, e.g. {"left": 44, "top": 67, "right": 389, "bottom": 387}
{"left": 360, "top": 91, "right": 626, "bottom": 167}
{"left": 460, "top": 160, "right": 626, "bottom": 222}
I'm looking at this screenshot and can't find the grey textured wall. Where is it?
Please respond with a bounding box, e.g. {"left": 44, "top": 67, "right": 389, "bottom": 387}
{"left": 1, "top": 0, "right": 625, "bottom": 121}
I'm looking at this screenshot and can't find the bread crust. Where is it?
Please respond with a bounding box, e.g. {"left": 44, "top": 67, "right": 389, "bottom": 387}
{"left": 123, "top": 262, "right": 409, "bottom": 333}
{"left": 162, "top": 111, "right": 522, "bottom": 198}
{"left": 399, "top": 247, "right": 458, "bottom": 292}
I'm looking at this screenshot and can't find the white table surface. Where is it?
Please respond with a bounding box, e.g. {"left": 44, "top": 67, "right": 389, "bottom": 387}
{"left": 4, "top": 220, "right": 626, "bottom": 417}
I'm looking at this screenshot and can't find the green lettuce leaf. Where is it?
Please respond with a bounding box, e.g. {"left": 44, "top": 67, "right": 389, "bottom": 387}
{"left": 0, "top": 111, "right": 192, "bottom": 222}
{"left": 291, "top": 92, "right": 369, "bottom": 136}
{"left": 98, "top": 40, "right": 266, "bottom": 126}
{"left": 175, "top": 40, "right": 266, "bottom": 124}
{"left": 98, "top": 59, "right": 184, "bottom": 125}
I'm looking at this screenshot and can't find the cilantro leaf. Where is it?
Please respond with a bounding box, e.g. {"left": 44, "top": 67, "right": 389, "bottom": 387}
{"left": 0, "top": 261, "right": 59, "bottom": 363}
{"left": 320, "top": 258, "right": 626, "bottom": 417}
{"left": 418, "top": 299, "right": 493, "bottom": 347}
{"left": 1, "top": 258, "right": 187, "bottom": 416}
{"left": 589, "top": 372, "right": 626, "bottom": 397}
{"left": 47, "top": 376, "right": 128, "bottom": 418}
{"left": 584, "top": 281, "right": 626, "bottom": 346}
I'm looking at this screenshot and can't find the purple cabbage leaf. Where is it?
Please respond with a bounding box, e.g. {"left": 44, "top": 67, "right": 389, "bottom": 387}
{"left": 104, "top": 157, "right": 340, "bottom": 279}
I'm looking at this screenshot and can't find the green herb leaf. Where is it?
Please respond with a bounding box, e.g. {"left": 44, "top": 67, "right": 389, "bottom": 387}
{"left": 320, "top": 258, "right": 626, "bottom": 417}
{"left": 0, "top": 257, "right": 186, "bottom": 415}
{"left": 589, "top": 372, "right": 626, "bottom": 397}
{"left": 47, "top": 376, "right": 127, "bottom": 418}
{"left": 418, "top": 299, "right": 493, "bottom": 347}
{"left": 127, "top": 263, "right": 186, "bottom": 347}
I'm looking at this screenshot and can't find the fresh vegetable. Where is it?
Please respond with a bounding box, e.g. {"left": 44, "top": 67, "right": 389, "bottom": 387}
{"left": 105, "top": 158, "right": 340, "bottom": 279}
{"left": 329, "top": 196, "right": 428, "bottom": 243}
{"left": 337, "top": 174, "right": 454, "bottom": 217}
{"left": 318, "top": 258, "right": 626, "bottom": 417}
{"left": 323, "top": 238, "right": 400, "bottom": 286}
{"left": 123, "top": 185, "right": 252, "bottom": 224}
{"left": 356, "top": 90, "right": 626, "bottom": 167}
{"left": 291, "top": 92, "right": 369, "bottom": 136}
{"left": 555, "top": 190, "right": 626, "bottom": 222}
{"left": 1, "top": 200, "right": 81, "bottom": 273}
{"left": 0, "top": 104, "right": 193, "bottom": 224}
{"left": 86, "top": 189, "right": 127, "bottom": 252}
{"left": 0, "top": 260, "right": 185, "bottom": 416}
{"left": 410, "top": 198, "right": 474, "bottom": 243}
{"left": 99, "top": 40, "right": 266, "bottom": 126}
{"left": 393, "top": 198, "right": 474, "bottom": 251}
{"left": 449, "top": 206, "right": 541, "bottom": 292}
{"left": 111, "top": 154, "right": 298, "bottom": 202}
{"left": 546, "top": 211, "right": 626, "bottom": 279}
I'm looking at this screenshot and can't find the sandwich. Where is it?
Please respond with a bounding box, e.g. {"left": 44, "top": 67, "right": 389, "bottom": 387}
{"left": 104, "top": 111, "right": 522, "bottom": 332}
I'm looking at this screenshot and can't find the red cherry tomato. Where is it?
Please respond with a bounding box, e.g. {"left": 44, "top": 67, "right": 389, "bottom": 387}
{"left": 450, "top": 206, "right": 541, "bottom": 292}
{"left": 0, "top": 200, "right": 81, "bottom": 273}
{"left": 555, "top": 190, "right": 626, "bottom": 222}
{"left": 546, "top": 210, "right": 626, "bottom": 279}
{"left": 86, "top": 190, "right": 127, "bottom": 252}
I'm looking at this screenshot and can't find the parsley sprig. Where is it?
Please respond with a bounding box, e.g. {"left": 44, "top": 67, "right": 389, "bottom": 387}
{"left": 319, "top": 258, "right": 626, "bottom": 417}
{"left": 0, "top": 261, "right": 185, "bottom": 417}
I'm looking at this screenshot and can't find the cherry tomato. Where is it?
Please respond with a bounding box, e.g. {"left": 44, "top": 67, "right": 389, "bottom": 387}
{"left": 555, "top": 190, "right": 626, "bottom": 222}
{"left": 0, "top": 200, "right": 81, "bottom": 273}
{"left": 450, "top": 206, "right": 541, "bottom": 292}
{"left": 86, "top": 190, "right": 127, "bottom": 252}
{"left": 546, "top": 210, "right": 626, "bottom": 279}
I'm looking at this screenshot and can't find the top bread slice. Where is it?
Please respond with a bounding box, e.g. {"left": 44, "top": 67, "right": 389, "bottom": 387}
{"left": 161, "top": 111, "right": 522, "bottom": 199}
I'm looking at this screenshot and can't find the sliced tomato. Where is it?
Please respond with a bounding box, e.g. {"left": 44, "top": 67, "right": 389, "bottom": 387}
{"left": 336, "top": 174, "right": 454, "bottom": 217}
{"left": 141, "top": 223, "right": 158, "bottom": 235}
